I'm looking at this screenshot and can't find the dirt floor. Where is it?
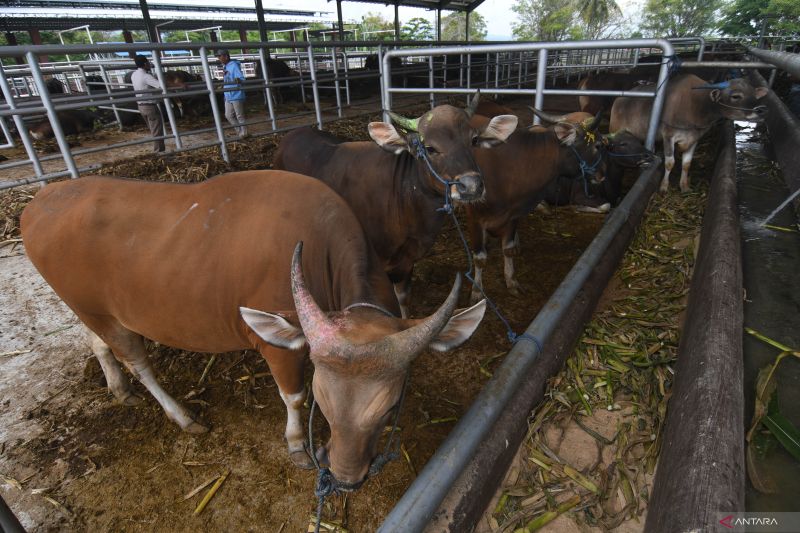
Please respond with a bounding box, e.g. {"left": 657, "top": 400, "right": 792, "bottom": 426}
{"left": 0, "top": 93, "right": 713, "bottom": 532}
{"left": 0, "top": 93, "right": 606, "bottom": 532}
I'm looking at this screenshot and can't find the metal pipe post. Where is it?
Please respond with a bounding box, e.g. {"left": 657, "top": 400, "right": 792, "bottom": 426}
{"left": 533, "top": 48, "right": 547, "bottom": 125}
{"left": 428, "top": 55, "right": 435, "bottom": 109}
{"left": 26, "top": 51, "right": 79, "bottom": 178}
{"left": 97, "top": 63, "right": 123, "bottom": 131}
{"left": 331, "top": 48, "right": 343, "bottom": 118}
{"left": 150, "top": 52, "right": 183, "bottom": 149}
{"left": 336, "top": 0, "right": 344, "bottom": 42}
{"left": 645, "top": 41, "right": 675, "bottom": 150}
{"left": 198, "top": 46, "right": 229, "bottom": 163}
{"left": 257, "top": 45, "right": 277, "bottom": 130}
{"left": 746, "top": 46, "right": 800, "bottom": 79}
{"left": 305, "top": 45, "right": 323, "bottom": 128}
{"left": 1, "top": 65, "right": 63, "bottom": 177}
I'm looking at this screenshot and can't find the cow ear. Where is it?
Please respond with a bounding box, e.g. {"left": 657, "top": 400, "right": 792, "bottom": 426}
{"left": 554, "top": 122, "right": 578, "bottom": 145}
{"left": 476, "top": 115, "right": 518, "bottom": 147}
{"left": 368, "top": 122, "right": 409, "bottom": 154}
{"left": 428, "top": 300, "right": 487, "bottom": 352}
{"left": 240, "top": 307, "right": 307, "bottom": 350}
{"left": 754, "top": 86, "right": 768, "bottom": 99}
{"left": 709, "top": 89, "right": 721, "bottom": 103}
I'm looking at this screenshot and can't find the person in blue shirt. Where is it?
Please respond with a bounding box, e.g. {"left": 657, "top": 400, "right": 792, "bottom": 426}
{"left": 216, "top": 50, "right": 248, "bottom": 138}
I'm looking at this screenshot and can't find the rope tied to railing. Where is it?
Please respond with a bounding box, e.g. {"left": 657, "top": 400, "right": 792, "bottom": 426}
{"left": 409, "top": 133, "right": 543, "bottom": 353}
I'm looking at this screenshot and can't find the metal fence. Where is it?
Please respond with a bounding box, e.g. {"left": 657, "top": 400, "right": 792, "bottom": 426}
{"left": 0, "top": 37, "right": 711, "bottom": 190}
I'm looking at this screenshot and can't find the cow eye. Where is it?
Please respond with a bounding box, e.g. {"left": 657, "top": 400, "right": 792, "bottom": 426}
{"left": 730, "top": 94, "right": 742, "bottom": 101}
{"left": 471, "top": 135, "right": 479, "bottom": 146}
{"left": 425, "top": 145, "right": 439, "bottom": 155}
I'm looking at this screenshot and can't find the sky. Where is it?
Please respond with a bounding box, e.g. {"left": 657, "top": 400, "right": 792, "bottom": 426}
{"left": 160, "top": 0, "right": 643, "bottom": 41}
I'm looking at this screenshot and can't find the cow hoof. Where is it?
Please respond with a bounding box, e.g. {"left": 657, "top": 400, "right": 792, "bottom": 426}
{"left": 289, "top": 450, "right": 315, "bottom": 470}
{"left": 118, "top": 392, "right": 144, "bottom": 406}
{"left": 184, "top": 420, "right": 210, "bottom": 434}
{"left": 575, "top": 203, "right": 610, "bottom": 214}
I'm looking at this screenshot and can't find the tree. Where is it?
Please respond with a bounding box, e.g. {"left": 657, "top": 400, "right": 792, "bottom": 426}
{"left": 719, "top": 0, "right": 800, "bottom": 36}
{"left": 641, "top": 0, "right": 723, "bottom": 37}
{"left": 577, "top": 0, "right": 623, "bottom": 38}
{"left": 511, "top": 0, "right": 577, "bottom": 41}
{"left": 359, "top": 12, "right": 394, "bottom": 41}
{"left": 402, "top": 17, "right": 434, "bottom": 41}
{"left": 441, "top": 11, "right": 488, "bottom": 41}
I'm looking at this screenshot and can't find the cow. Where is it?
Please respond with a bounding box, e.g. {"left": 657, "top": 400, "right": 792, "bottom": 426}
{"left": 611, "top": 74, "right": 767, "bottom": 192}
{"left": 465, "top": 112, "right": 605, "bottom": 303}
{"left": 577, "top": 71, "right": 658, "bottom": 115}
{"left": 273, "top": 96, "right": 518, "bottom": 318}
{"left": 21, "top": 170, "right": 487, "bottom": 490}
{"left": 475, "top": 100, "right": 515, "bottom": 119}
{"left": 28, "top": 109, "right": 97, "bottom": 140}
{"left": 254, "top": 58, "right": 302, "bottom": 104}
{"left": 529, "top": 108, "right": 655, "bottom": 206}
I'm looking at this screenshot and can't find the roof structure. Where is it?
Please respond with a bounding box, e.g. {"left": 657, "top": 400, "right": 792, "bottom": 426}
{"left": 0, "top": 0, "right": 333, "bottom": 32}
{"left": 332, "top": 0, "right": 488, "bottom": 13}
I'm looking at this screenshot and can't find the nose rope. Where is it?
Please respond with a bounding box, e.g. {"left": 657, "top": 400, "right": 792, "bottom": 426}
{"left": 409, "top": 134, "right": 543, "bottom": 350}
{"left": 409, "top": 135, "right": 458, "bottom": 214}
{"left": 307, "top": 371, "right": 410, "bottom": 533}
{"left": 569, "top": 144, "right": 604, "bottom": 198}
{"left": 716, "top": 101, "right": 765, "bottom": 113}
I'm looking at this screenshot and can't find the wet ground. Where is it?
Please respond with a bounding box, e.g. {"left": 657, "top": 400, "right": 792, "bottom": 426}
{"left": 736, "top": 122, "right": 800, "bottom": 511}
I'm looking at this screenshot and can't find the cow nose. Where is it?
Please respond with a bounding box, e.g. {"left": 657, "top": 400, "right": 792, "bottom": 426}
{"left": 453, "top": 173, "right": 484, "bottom": 200}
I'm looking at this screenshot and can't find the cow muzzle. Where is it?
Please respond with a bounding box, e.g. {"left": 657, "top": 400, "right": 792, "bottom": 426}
{"left": 748, "top": 105, "right": 768, "bottom": 120}
{"left": 451, "top": 173, "right": 484, "bottom": 202}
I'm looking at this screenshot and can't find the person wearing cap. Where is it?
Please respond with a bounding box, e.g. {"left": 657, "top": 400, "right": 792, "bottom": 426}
{"left": 131, "top": 55, "right": 166, "bottom": 152}
{"left": 216, "top": 50, "right": 248, "bottom": 138}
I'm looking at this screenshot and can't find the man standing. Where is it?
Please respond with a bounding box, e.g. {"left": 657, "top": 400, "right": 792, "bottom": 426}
{"left": 216, "top": 50, "right": 248, "bottom": 138}
{"left": 131, "top": 55, "right": 166, "bottom": 153}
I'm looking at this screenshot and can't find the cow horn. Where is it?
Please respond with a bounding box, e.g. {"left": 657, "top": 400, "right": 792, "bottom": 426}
{"left": 692, "top": 81, "right": 730, "bottom": 90}
{"left": 465, "top": 90, "right": 481, "bottom": 117}
{"left": 527, "top": 106, "right": 568, "bottom": 125}
{"left": 290, "top": 242, "right": 340, "bottom": 349}
{"left": 382, "top": 274, "right": 463, "bottom": 365}
{"left": 586, "top": 110, "right": 602, "bottom": 132}
{"left": 387, "top": 111, "right": 419, "bottom": 132}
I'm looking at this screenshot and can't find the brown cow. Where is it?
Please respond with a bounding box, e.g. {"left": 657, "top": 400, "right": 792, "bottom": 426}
{"left": 28, "top": 109, "right": 97, "bottom": 140}
{"left": 466, "top": 113, "right": 605, "bottom": 302}
{"left": 21, "top": 171, "right": 486, "bottom": 489}
{"left": 611, "top": 74, "right": 767, "bottom": 192}
{"left": 274, "top": 96, "right": 517, "bottom": 317}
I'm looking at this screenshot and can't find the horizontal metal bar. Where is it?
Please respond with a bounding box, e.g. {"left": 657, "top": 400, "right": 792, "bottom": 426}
{"left": 746, "top": 46, "right": 800, "bottom": 79}
{"left": 680, "top": 61, "right": 776, "bottom": 69}
{"left": 387, "top": 87, "right": 655, "bottom": 98}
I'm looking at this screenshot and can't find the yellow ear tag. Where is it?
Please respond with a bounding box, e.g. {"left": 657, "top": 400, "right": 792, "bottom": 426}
{"left": 585, "top": 130, "right": 596, "bottom": 144}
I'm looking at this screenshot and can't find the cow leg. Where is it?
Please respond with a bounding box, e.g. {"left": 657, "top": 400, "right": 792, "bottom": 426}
{"left": 501, "top": 223, "right": 522, "bottom": 296}
{"left": 679, "top": 142, "right": 698, "bottom": 193}
{"left": 469, "top": 225, "right": 489, "bottom": 305}
{"left": 393, "top": 269, "right": 413, "bottom": 319}
{"left": 257, "top": 346, "right": 313, "bottom": 469}
{"left": 87, "top": 329, "right": 142, "bottom": 406}
{"left": 81, "top": 315, "right": 208, "bottom": 433}
{"left": 661, "top": 138, "right": 675, "bottom": 193}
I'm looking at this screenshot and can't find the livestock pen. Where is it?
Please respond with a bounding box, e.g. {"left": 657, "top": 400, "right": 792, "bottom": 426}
{"left": 1, "top": 36, "right": 799, "bottom": 533}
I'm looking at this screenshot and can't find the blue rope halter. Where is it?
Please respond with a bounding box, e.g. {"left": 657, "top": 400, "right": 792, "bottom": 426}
{"left": 408, "top": 132, "right": 543, "bottom": 351}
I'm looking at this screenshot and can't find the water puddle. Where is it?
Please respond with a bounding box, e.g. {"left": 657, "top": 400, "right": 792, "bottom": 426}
{"left": 736, "top": 121, "right": 800, "bottom": 512}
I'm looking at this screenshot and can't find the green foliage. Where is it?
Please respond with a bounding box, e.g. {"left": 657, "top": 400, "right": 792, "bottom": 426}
{"left": 359, "top": 11, "right": 394, "bottom": 41}
{"left": 441, "top": 11, "right": 488, "bottom": 41}
{"left": 718, "top": 0, "right": 769, "bottom": 35}
{"left": 511, "top": 0, "right": 623, "bottom": 41}
{"left": 641, "top": 0, "right": 723, "bottom": 37}
{"left": 719, "top": 0, "right": 800, "bottom": 36}
{"left": 401, "top": 17, "right": 434, "bottom": 41}
{"left": 512, "top": 0, "right": 575, "bottom": 41}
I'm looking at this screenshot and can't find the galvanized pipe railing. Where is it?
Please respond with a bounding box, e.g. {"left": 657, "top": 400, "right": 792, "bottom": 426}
{"left": 382, "top": 39, "right": 676, "bottom": 151}
{"left": 746, "top": 46, "right": 800, "bottom": 79}
{"left": 377, "top": 38, "right": 674, "bottom": 532}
